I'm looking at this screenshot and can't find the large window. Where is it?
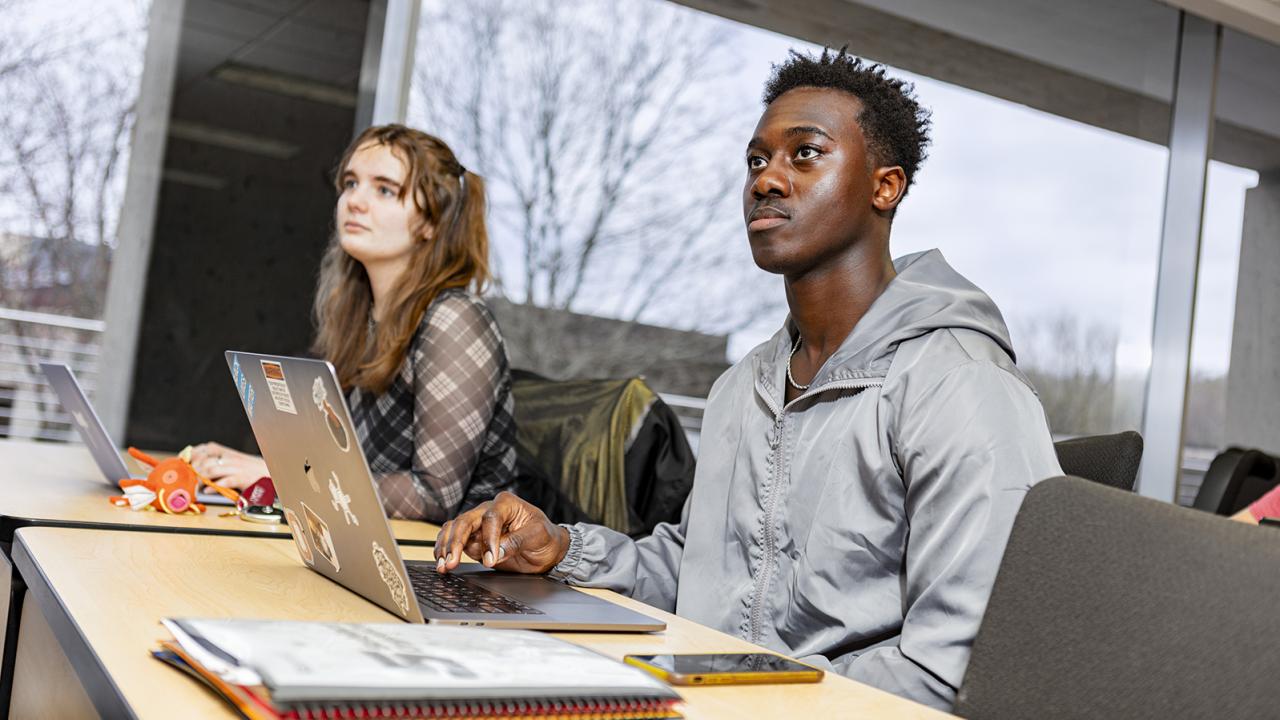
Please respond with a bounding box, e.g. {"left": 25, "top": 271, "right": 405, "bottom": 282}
{"left": 0, "top": 0, "right": 148, "bottom": 440}
{"left": 885, "top": 77, "right": 1170, "bottom": 438}
{"left": 409, "top": 0, "right": 1180, "bottom": 443}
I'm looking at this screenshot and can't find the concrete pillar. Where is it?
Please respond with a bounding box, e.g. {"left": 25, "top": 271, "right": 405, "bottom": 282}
{"left": 1225, "top": 171, "right": 1280, "bottom": 454}
{"left": 97, "top": 0, "right": 185, "bottom": 442}
{"left": 355, "top": 0, "right": 420, "bottom": 131}
{"left": 118, "top": 0, "right": 374, "bottom": 451}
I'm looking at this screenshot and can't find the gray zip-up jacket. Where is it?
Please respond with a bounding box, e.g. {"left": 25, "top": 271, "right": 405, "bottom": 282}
{"left": 549, "top": 249, "right": 1062, "bottom": 710}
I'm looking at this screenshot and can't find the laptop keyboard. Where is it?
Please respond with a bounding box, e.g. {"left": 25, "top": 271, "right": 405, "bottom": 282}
{"left": 405, "top": 564, "right": 544, "bottom": 615}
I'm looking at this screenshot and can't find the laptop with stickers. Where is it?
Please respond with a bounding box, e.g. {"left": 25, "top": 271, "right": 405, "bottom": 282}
{"left": 225, "top": 351, "right": 664, "bottom": 632}
{"left": 40, "top": 363, "right": 235, "bottom": 507}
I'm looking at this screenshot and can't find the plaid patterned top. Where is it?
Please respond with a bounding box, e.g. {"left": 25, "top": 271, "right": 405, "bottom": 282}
{"left": 347, "top": 290, "right": 517, "bottom": 521}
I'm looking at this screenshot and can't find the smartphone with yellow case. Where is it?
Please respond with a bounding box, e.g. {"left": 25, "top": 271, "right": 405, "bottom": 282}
{"left": 623, "top": 653, "right": 824, "bottom": 686}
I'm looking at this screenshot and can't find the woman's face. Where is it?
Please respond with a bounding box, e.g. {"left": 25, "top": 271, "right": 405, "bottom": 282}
{"left": 336, "top": 141, "right": 424, "bottom": 271}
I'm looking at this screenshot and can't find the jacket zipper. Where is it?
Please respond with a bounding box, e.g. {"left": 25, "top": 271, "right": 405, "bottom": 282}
{"left": 747, "top": 377, "right": 885, "bottom": 644}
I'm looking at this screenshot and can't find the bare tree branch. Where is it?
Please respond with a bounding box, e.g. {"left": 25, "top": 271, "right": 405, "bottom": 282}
{"left": 411, "top": 0, "right": 757, "bottom": 332}
{"left": 0, "top": 0, "right": 145, "bottom": 318}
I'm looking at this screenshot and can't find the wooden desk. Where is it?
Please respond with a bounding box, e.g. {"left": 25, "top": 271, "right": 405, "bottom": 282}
{"left": 11, "top": 527, "right": 949, "bottom": 719}
{"left": 0, "top": 439, "right": 439, "bottom": 716}
{"left": 0, "top": 439, "right": 439, "bottom": 544}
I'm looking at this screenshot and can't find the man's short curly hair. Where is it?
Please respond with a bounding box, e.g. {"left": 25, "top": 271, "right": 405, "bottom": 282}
{"left": 763, "top": 48, "right": 932, "bottom": 200}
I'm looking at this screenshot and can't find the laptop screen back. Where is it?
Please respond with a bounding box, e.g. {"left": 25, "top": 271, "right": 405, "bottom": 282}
{"left": 224, "top": 351, "right": 426, "bottom": 623}
{"left": 39, "top": 362, "right": 135, "bottom": 483}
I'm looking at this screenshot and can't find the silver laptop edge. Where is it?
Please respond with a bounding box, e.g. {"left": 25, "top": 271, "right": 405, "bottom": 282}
{"left": 224, "top": 350, "right": 663, "bottom": 632}
{"left": 40, "top": 362, "right": 233, "bottom": 506}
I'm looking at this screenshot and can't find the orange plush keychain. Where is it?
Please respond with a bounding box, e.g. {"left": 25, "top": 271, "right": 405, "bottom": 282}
{"left": 110, "top": 447, "right": 240, "bottom": 514}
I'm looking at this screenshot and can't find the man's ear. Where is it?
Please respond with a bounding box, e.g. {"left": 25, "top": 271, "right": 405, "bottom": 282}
{"left": 871, "top": 166, "right": 907, "bottom": 213}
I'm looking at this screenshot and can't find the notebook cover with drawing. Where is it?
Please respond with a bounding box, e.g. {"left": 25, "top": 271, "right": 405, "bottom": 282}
{"left": 154, "top": 618, "right": 682, "bottom": 719}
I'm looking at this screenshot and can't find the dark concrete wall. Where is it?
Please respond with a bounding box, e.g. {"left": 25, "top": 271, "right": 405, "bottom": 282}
{"left": 488, "top": 299, "right": 730, "bottom": 398}
{"left": 125, "top": 0, "right": 369, "bottom": 451}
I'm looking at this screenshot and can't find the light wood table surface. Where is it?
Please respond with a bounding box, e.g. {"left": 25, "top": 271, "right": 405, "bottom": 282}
{"left": 11, "top": 527, "right": 950, "bottom": 720}
{"left": 0, "top": 439, "right": 439, "bottom": 716}
{"left": 0, "top": 439, "right": 439, "bottom": 543}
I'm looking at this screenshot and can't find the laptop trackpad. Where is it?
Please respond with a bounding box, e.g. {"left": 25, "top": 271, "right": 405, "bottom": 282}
{"left": 454, "top": 568, "right": 597, "bottom": 604}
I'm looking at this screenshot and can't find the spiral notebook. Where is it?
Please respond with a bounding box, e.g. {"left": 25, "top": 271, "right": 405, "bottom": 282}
{"left": 154, "top": 619, "right": 681, "bottom": 719}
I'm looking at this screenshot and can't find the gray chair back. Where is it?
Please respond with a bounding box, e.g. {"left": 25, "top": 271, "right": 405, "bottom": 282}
{"left": 1053, "top": 431, "right": 1142, "bottom": 492}
{"left": 955, "top": 476, "right": 1280, "bottom": 719}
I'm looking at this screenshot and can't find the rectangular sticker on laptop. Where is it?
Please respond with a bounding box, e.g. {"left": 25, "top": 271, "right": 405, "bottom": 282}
{"left": 283, "top": 507, "right": 313, "bottom": 565}
{"left": 260, "top": 360, "right": 297, "bottom": 415}
{"left": 230, "top": 355, "right": 256, "bottom": 419}
{"left": 302, "top": 501, "right": 339, "bottom": 572}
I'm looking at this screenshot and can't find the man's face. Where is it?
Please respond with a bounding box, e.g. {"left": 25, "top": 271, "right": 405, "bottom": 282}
{"left": 743, "top": 87, "right": 877, "bottom": 276}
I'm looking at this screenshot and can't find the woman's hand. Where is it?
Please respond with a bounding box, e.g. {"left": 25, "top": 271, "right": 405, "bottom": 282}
{"left": 190, "top": 442, "right": 269, "bottom": 491}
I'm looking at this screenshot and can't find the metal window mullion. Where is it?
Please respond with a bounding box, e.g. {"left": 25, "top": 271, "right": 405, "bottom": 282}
{"left": 355, "top": 0, "right": 421, "bottom": 133}
{"left": 97, "top": 0, "right": 186, "bottom": 442}
{"left": 1137, "top": 13, "right": 1221, "bottom": 502}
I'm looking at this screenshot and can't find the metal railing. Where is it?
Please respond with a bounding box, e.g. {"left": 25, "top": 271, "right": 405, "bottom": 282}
{"left": 1176, "top": 445, "right": 1217, "bottom": 508}
{"left": 658, "top": 391, "right": 706, "bottom": 452}
{"left": 0, "top": 306, "right": 104, "bottom": 442}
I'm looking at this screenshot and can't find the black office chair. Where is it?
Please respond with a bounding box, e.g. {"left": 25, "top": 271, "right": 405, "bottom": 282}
{"left": 955, "top": 476, "right": 1280, "bottom": 719}
{"left": 1192, "top": 447, "right": 1279, "bottom": 515}
{"left": 1052, "top": 431, "right": 1143, "bottom": 492}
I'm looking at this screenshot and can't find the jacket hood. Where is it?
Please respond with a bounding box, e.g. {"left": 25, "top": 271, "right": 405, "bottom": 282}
{"left": 756, "top": 249, "right": 1015, "bottom": 397}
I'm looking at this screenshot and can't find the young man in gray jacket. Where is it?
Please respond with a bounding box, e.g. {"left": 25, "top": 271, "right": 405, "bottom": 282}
{"left": 435, "top": 49, "right": 1062, "bottom": 711}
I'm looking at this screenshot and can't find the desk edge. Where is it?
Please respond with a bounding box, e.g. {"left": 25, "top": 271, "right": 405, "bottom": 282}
{"left": 0, "top": 516, "right": 436, "bottom": 547}
{"left": 13, "top": 530, "right": 140, "bottom": 720}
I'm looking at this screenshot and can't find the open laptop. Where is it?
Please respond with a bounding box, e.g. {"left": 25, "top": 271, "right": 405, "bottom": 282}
{"left": 224, "top": 350, "right": 664, "bottom": 632}
{"left": 40, "top": 363, "right": 235, "bottom": 507}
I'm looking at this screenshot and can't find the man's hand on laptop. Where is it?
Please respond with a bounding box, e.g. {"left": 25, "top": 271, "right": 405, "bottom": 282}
{"left": 435, "top": 492, "right": 570, "bottom": 575}
{"left": 191, "top": 442, "right": 270, "bottom": 491}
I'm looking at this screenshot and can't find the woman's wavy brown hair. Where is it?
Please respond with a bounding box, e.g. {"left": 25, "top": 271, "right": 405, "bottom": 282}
{"left": 314, "top": 124, "right": 490, "bottom": 394}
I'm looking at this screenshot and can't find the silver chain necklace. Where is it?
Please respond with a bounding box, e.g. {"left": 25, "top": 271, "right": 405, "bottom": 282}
{"left": 787, "top": 336, "right": 810, "bottom": 391}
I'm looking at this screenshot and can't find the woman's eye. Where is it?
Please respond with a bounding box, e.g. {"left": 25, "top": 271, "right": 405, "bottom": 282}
{"left": 796, "top": 146, "right": 820, "bottom": 161}
{"left": 747, "top": 156, "right": 767, "bottom": 171}
{"left": 377, "top": 185, "right": 395, "bottom": 197}
{"left": 342, "top": 179, "right": 357, "bottom": 190}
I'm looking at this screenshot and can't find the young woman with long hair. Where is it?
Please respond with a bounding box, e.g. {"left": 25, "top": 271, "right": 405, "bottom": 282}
{"left": 191, "top": 125, "right": 516, "bottom": 522}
